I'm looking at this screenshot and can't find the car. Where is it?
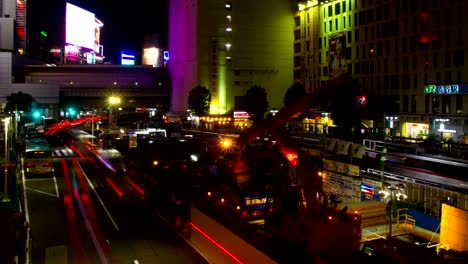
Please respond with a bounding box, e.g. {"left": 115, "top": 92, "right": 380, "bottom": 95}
{"left": 24, "top": 138, "right": 54, "bottom": 177}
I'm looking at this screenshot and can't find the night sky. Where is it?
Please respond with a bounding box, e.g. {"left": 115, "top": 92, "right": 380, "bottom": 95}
{"left": 28, "top": 0, "right": 169, "bottom": 64}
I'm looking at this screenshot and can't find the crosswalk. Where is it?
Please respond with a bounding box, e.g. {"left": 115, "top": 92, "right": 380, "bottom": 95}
{"left": 52, "top": 147, "right": 75, "bottom": 158}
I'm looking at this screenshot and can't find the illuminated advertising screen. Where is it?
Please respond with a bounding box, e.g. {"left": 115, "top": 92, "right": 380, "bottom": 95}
{"left": 328, "top": 32, "right": 347, "bottom": 78}
{"left": 143, "top": 47, "right": 160, "bottom": 67}
{"left": 121, "top": 51, "right": 135, "bottom": 65}
{"left": 65, "top": 3, "right": 97, "bottom": 51}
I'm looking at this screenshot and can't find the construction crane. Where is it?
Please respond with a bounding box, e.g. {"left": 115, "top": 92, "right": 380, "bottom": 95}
{"left": 233, "top": 75, "right": 363, "bottom": 261}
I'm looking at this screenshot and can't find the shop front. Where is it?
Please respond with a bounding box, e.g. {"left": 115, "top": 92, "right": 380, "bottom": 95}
{"left": 233, "top": 111, "right": 252, "bottom": 131}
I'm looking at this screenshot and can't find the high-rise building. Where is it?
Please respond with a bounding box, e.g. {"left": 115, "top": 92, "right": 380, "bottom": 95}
{"left": 296, "top": 0, "right": 468, "bottom": 142}
{"left": 169, "top": 0, "right": 296, "bottom": 114}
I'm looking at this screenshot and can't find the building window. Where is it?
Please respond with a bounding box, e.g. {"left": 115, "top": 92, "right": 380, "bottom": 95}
{"left": 294, "top": 43, "right": 301, "bottom": 53}
{"left": 456, "top": 95, "right": 463, "bottom": 114}
{"left": 347, "top": 31, "right": 352, "bottom": 42}
{"left": 458, "top": 29, "right": 463, "bottom": 46}
{"left": 402, "top": 95, "right": 409, "bottom": 113}
{"left": 294, "top": 16, "right": 300, "bottom": 27}
{"left": 335, "top": 3, "right": 341, "bottom": 15}
{"left": 432, "top": 96, "right": 440, "bottom": 114}
{"left": 335, "top": 19, "right": 338, "bottom": 30}
{"left": 442, "top": 95, "right": 450, "bottom": 114}
{"left": 453, "top": 50, "right": 464, "bottom": 67}
{"left": 294, "top": 70, "right": 301, "bottom": 80}
{"left": 294, "top": 29, "right": 301, "bottom": 40}
{"left": 433, "top": 53, "right": 439, "bottom": 69}
{"left": 324, "top": 22, "right": 327, "bottom": 33}
{"left": 402, "top": 38, "right": 407, "bottom": 53}
{"left": 411, "top": 95, "right": 416, "bottom": 113}
{"left": 446, "top": 31, "right": 451, "bottom": 49}
{"left": 425, "top": 96, "right": 429, "bottom": 113}
{"left": 376, "top": 6, "right": 382, "bottom": 21}
{"left": 445, "top": 71, "right": 451, "bottom": 83}
{"left": 318, "top": 37, "right": 322, "bottom": 49}
{"left": 414, "top": 74, "right": 418, "bottom": 89}
{"left": 342, "top": 1, "right": 346, "bottom": 12}
{"left": 386, "top": 40, "right": 391, "bottom": 56}
{"left": 328, "top": 6, "right": 332, "bottom": 17}
{"left": 355, "top": 29, "right": 360, "bottom": 42}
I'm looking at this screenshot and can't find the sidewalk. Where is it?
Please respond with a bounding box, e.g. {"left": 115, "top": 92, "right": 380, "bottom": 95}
{"left": 0, "top": 149, "right": 28, "bottom": 264}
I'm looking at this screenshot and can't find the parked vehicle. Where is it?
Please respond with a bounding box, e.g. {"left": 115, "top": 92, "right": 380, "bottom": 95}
{"left": 24, "top": 138, "right": 54, "bottom": 177}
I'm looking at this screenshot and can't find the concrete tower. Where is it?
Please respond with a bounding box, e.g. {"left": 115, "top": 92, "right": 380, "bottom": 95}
{"left": 169, "top": 0, "right": 296, "bottom": 115}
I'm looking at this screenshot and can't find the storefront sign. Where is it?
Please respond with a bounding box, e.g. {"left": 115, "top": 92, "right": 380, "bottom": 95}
{"left": 234, "top": 111, "right": 251, "bottom": 118}
{"left": 424, "top": 84, "right": 468, "bottom": 94}
{"left": 323, "top": 159, "right": 360, "bottom": 176}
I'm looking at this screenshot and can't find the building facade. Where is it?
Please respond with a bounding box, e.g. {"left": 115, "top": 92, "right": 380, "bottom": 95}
{"left": 295, "top": 0, "right": 468, "bottom": 142}
{"left": 168, "top": 0, "right": 296, "bottom": 114}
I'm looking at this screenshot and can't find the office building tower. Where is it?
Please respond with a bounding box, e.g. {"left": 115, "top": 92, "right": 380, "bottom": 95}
{"left": 169, "top": 0, "right": 295, "bottom": 114}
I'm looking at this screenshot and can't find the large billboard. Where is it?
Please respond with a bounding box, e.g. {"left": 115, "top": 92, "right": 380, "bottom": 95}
{"left": 328, "top": 32, "right": 347, "bottom": 78}
{"left": 65, "top": 3, "right": 99, "bottom": 52}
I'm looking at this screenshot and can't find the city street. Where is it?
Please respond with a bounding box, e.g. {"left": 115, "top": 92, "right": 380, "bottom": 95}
{"left": 24, "top": 138, "right": 209, "bottom": 263}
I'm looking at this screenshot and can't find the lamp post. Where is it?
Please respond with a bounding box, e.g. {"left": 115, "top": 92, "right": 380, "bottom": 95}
{"left": 2, "top": 117, "right": 10, "bottom": 202}
{"left": 108, "top": 96, "right": 121, "bottom": 128}
{"left": 385, "top": 115, "right": 398, "bottom": 139}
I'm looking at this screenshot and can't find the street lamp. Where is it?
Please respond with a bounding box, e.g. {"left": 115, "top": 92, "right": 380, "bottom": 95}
{"left": 108, "top": 96, "right": 121, "bottom": 128}
{"left": 379, "top": 181, "right": 406, "bottom": 238}
{"left": 385, "top": 115, "right": 398, "bottom": 139}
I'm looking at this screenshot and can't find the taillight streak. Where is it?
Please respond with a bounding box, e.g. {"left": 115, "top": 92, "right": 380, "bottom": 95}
{"left": 61, "top": 158, "right": 89, "bottom": 264}
{"left": 124, "top": 177, "right": 145, "bottom": 195}
{"left": 190, "top": 222, "right": 245, "bottom": 264}
{"left": 105, "top": 178, "right": 123, "bottom": 197}
{"left": 71, "top": 158, "right": 113, "bottom": 264}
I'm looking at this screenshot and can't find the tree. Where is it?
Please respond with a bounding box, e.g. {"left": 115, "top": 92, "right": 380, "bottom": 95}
{"left": 245, "top": 85, "right": 269, "bottom": 124}
{"left": 283, "top": 82, "right": 306, "bottom": 107}
{"left": 4, "top": 92, "right": 36, "bottom": 113}
{"left": 188, "top": 85, "right": 211, "bottom": 116}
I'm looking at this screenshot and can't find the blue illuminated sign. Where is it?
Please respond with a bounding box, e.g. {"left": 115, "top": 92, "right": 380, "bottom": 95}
{"left": 163, "top": 51, "right": 169, "bottom": 62}
{"left": 424, "top": 84, "right": 468, "bottom": 94}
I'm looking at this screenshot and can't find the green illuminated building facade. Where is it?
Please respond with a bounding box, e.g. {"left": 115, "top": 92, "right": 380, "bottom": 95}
{"left": 295, "top": 0, "right": 468, "bottom": 142}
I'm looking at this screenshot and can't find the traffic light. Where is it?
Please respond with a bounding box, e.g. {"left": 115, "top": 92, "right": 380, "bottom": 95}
{"left": 33, "top": 111, "right": 40, "bottom": 118}
{"left": 68, "top": 108, "right": 76, "bottom": 116}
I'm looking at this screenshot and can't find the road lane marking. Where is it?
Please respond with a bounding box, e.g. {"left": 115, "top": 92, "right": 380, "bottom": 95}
{"left": 53, "top": 175, "right": 60, "bottom": 198}
{"left": 21, "top": 158, "right": 31, "bottom": 264}
{"left": 74, "top": 161, "right": 120, "bottom": 231}
{"left": 26, "top": 187, "right": 60, "bottom": 198}
{"left": 25, "top": 178, "right": 55, "bottom": 181}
